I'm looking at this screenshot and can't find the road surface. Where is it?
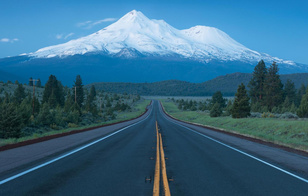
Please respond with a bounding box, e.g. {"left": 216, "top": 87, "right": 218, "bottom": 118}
{"left": 0, "top": 100, "right": 307, "bottom": 195}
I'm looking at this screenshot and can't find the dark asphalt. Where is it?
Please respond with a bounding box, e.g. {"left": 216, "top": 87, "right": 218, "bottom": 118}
{"left": 1, "top": 100, "right": 308, "bottom": 195}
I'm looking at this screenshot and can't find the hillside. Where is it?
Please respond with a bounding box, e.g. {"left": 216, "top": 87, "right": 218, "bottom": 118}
{"left": 87, "top": 72, "right": 308, "bottom": 96}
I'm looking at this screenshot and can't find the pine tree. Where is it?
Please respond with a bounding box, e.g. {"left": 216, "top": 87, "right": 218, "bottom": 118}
{"left": 37, "top": 103, "right": 53, "bottom": 126}
{"left": 64, "top": 90, "right": 74, "bottom": 113}
{"left": 225, "top": 100, "right": 233, "bottom": 116}
{"left": 36, "top": 78, "right": 42, "bottom": 88}
{"left": 211, "top": 91, "right": 226, "bottom": 109}
{"left": 0, "top": 102, "right": 22, "bottom": 138}
{"left": 42, "top": 75, "right": 64, "bottom": 107}
{"left": 283, "top": 79, "right": 296, "bottom": 104}
{"left": 13, "top": 83, "right": 26, "bottom": 104}
{"left": 281, "top": 96, "right": 291, "bottom": 113}
{"left": 264, "top": 62, "right": 284, "bottom": 111}
{"left": 248, "top": 60, "right": 267, "bottom": 104}
{"left": 232, "top": 83, "right": 250, "bottom": 118}
{"left": 210, "top": 102, "right": 222, "bottom": 117}
{"left": 85, "top": 85, "right": 98, "bottom": 115}
{"left": 29, "top": 77, "right": 33, "bottom": 86}
{"left": 88, "top": 85, "right": 97, "bottom": 103}
{"left": 296, "top": 84, "right": 306, "bottom": 107}
{"left": 297, "top": 88, "right": 308, "bottom": 118}
{"left": 73, "top": 75, "right": 84, "bottom": 107}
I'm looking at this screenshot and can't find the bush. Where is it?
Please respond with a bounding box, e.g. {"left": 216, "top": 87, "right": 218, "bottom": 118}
{"left": 279, "top": 112, "right": 299, "bottom": 119}
{"left": 250, "top": 112, "right": 262, "bottom": 118}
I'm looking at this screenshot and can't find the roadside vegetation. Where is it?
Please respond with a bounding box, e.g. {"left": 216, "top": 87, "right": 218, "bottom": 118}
{"left": 0, "top": 76, "right": 149, "bottom": 147}
{"left": 162, "top": 60, "right": 308, "bottom": 151}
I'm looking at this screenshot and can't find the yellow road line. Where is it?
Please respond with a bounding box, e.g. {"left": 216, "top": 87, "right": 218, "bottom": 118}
{"left": 159, "top": 133, "right": 171, "bottom": 196}
{"left": 153, "top": 121, "right": 160, "bottom": 196}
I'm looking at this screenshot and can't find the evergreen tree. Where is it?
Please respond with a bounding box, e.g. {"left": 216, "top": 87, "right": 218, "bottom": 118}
{"left": 211, "top": 91, "right": 226, "bottom": 109}
{"left": 264, "top": 62, "right": 284, "bottom": 111}
{"left": 43, "top": 75, "right": 64, "bottom": 107}
{"left": 13, "top": 83, "right": 26, "bottom": 104}
{"left": 297, "top": 88, "right": 308, "bottom": 118}
{"left": 19, "top": 97, "right": 32, "bottom": 125}
{"left": 88, "top": 85, "right": 97, "bottom": 103}
{"left": 73, "top": 75, "right": 84, "bottom": 107}
{"left": 0, "top": 102, "right": 22, "bottom": 138}
{"left": 225, "top": 100, "right": 233, "bottom": 116}
{"left": 64, "top": 90, "right": 74, "bottom": 113}
{"left": 85, "top": 86, "right": 98, "bottom": 115}
{"left": 37, "top": 103, "right": 53, "bottom": 126}
{"left": 296, "top": 84, "right": 306, "bottom": 107}
{"left": 48, "top": 90, "right": 57, "bottom": 108}
{"left": 36, "top": 78, "right": 42, "bottom": 88}
{"left": 29, "top": 77, "right": 33, "bottom": 86}
{"left": 232, "top": 83, "right": 250, "bottom": 118}
{"left": 210, "top": 102, "right": 222, "bottom": 117}
{"left": 248, "top": 60, "right": 267, "bottom": 104}
{"left": 283, "top": 79, "right": 296, "bottom": 104}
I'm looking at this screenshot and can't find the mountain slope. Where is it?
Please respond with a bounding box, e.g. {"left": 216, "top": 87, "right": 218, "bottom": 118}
{"left": 0, "top": 10, "right": 307, "bottom": 85}
{"left": 87, "top": 72, "right": 308, "bottom": 96}
{"left": 30, "top": 10, "right": 296, "bottom": 67}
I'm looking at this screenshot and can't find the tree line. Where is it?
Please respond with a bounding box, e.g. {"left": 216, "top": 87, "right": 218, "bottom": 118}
{"left": 0, "top": 75, "right": 138, "bottom": 139}
{"left": 175, "top": 60, "right": 308, "bottom": 118}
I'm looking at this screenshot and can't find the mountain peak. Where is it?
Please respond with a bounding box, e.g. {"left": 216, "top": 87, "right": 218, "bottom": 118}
{"left": 30, "top": 10, "right": 296, "bottom": 66}
{"left": 115, "top": 10, "right": 150, "bottom": 25}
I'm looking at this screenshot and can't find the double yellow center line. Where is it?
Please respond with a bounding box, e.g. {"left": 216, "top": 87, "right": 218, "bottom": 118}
{"left": 153, "top": 121, "right": 171, "bottom": 196}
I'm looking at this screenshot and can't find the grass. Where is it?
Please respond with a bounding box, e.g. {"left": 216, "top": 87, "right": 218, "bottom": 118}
{"left": 0, "top": 99, "right": 151, "bottom": 147}
{"left": 161, "top": 99, "right": 308, "bottom": 151}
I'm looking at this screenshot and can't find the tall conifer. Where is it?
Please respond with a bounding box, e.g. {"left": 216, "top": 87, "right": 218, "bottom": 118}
{"left": 264, "top": 62, "right": 284, "bottom": 111}
{"left": 73, "top": 75, "right": 84, "bottom": 107}
{"left": 248, "top": 60, "right": 267, "bottom": 104}
{"left": 232, "top": 83, "right": 250, "bottom": 118}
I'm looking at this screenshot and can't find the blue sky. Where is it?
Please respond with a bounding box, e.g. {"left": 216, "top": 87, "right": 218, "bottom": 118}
{"left": 1, "top": 0, "right": 308, "bottom": 64}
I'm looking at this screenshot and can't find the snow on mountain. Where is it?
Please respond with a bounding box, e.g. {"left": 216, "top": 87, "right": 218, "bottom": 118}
{"left": 30, "top": 10, "right": 295, "bottom": 66}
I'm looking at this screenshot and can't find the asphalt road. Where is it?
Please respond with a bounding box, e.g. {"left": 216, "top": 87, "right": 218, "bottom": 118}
{"left": 1, "top": 100, "right": 308, "bottom": 195}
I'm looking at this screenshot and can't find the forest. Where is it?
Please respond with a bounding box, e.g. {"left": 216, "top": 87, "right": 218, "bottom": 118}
{"left": 173, "top": 60, "right": 308, "bottom": 119}
{"left": 0, "top": 75, "right": 140, "bottom": 139}
{"left": 89, "top": 72, "right": 308, "bottom": 96}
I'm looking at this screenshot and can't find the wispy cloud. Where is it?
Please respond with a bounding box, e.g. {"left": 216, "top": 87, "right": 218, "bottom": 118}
{"left": 77, "top": 18, "right": 117, "bottom": 29}
{"left": 56, "top": 34, "right": 63, "bottom": 39}
{"left": 0, "top": 38, "right": 19, "bottom": 43}
{"left": 64, "top": 33, "right": 74, "bottom": 39}
{"left": 56, "top": 33, "right": 74, "bottom": 40}
{"left": 77, "top": 20, "right": 92, "bottom": 28}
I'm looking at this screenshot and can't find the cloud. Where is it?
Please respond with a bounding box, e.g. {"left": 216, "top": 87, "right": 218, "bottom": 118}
{"left": 56, "top": 34, "right": 63, "bottom": 39}
{"left": 77, "top": 18, "right": 117, "bottom": 29}
{"left": 77, "top": 20, "right": 92, "bottom": 28}
{"left": 56, "top": 33, "right": 74, "bottom": 40}
{"left": 64, "top": 33, "right": 74, "bottom": 39}
{"left": 0, "top": 38, "right": 19, "bottom": 43}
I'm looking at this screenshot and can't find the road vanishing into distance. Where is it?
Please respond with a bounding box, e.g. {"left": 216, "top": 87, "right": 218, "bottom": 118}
{"left": 1, "top": 100, "right": 308, "bottom": 195}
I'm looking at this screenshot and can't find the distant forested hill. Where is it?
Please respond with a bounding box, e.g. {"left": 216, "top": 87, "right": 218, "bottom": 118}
{"left": 87, "top": 72, "right": 308, "bottom": 96}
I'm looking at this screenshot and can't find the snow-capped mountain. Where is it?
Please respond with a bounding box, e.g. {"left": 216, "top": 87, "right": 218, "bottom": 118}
{"left": 1, "top": 10, "right": 306, "bottom": 85}
{"left": 30, "top": 10, "right": 294, "bottom": 66}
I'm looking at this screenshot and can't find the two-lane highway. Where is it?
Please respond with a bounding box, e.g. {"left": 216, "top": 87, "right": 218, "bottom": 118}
{"left": 1, "top": 100, "right": 308, "bottom": 195}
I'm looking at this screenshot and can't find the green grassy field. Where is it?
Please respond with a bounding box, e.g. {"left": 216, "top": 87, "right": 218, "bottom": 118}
{"left": 161, "top": 99, "right": 308, "bottom": 151}
{"left": 0, "top": 99, "right": 151, "bottom": 147}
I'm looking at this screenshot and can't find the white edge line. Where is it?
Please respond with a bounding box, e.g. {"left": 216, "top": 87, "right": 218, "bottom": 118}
{"left": 160, "top": 105, "right": 308, "bottom": 184}
{"left": 0, "top": 108, "right": 152, "bottom": 185}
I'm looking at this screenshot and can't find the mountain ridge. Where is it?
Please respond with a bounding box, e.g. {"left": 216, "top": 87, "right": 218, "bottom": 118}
{"left": 29, "top": 10, "right": 297, "bottom": 67}
{"left": 0, "top": 10, "right": 307, "bottom": 85}
{"left": 87, "top": 72, "right": 308, "bottom": 96}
